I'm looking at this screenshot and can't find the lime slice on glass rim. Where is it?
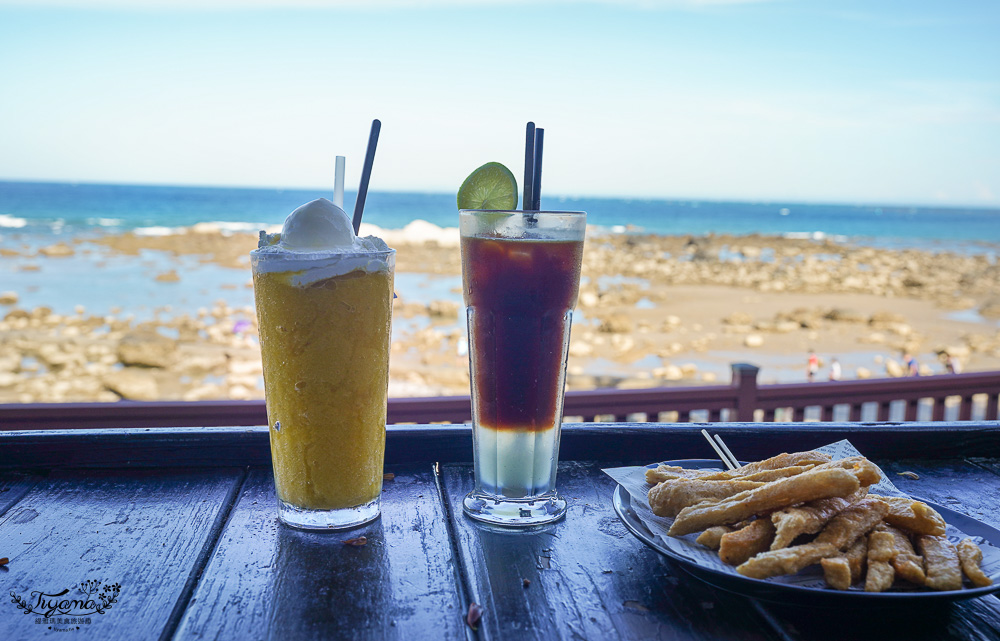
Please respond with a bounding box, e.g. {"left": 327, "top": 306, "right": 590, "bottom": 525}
{"left": 457, "top": 162, "right": 518, "bottom": 211}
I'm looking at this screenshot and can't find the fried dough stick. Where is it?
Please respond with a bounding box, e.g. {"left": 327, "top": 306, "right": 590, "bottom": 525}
{"left": 918, "top": 535, "right": 963, "bottom": 591}
{"left": 808, "top": 456, "right": 882, "bottom": 487}
{"left": 695, "top": 526, "right": 732, "bottom": 550}
{"left": 870, "top": 495, "right": 947, "bottom": 537}
{"left": 814, "top": 498, "right": 889, "bottom": 549}
{"left": 736, "top": 542, "right": 839, "bottom": 579}
{"left": 865, "top": 531, "right": 896, "bottom": 592}
{"left": 877, "top": 524, "right": 926, "bottom": 586}
{"left": 649, "top": 479, "right": 765, "bottom": 517}
{"left": 719, "top": 519, "right": 776, "bottom": 566}
{"left": 770, "top": 488, "right": 868, "bottom": 550}
{"left": 668, "top": 467, "right": 860, "bottom": 536}
{"left": 820, "top": 557, "right": 852, "bottom": 591}
{"left": 646, "top": 464, "right": 816, "bottom": 485}
{"left": 729, "top": 451, "right": 831, "bottom": 476}
{"left": 957, "top": 538, "right": 993, "bottom": 588}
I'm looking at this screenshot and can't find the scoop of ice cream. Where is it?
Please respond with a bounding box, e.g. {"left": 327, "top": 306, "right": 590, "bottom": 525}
{"left": 279, "top": 198, "right": 356, "bottom": 251}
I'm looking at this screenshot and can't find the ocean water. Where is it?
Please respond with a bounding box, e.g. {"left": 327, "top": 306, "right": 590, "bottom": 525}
{"left": 2, "top": 180, "right": 998, "bottom": 386}
{"left": 2, "top": 180, "right": 999, "bottom": 253}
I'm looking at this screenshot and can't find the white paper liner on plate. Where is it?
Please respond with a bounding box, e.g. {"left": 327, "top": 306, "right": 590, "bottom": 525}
{"left": 603, "top": 439, "right": 1000, "bottom": 591}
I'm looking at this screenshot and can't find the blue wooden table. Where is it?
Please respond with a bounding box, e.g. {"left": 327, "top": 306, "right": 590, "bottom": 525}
{"left": 1, "top": 422, "right": 999, "bottom": 640}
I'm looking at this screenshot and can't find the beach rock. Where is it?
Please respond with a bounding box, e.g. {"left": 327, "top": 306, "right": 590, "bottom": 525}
{"left": 598, "top": 314, "right": 634, "bottom": 334}
{"left": 869, "top": 311, "right": 907, "bottom": 327}
{"left": 744, "top": 334, "right": 764, "bottom": 348}
{"left": 0, "top": 372, "right": 17, "bottom": 388}
{"left": 855, "top": 367, "right": 872, "bottom": 379}
{"left": 39, "top": 243, "right": 74, "bottom": 257}
{"left": 427, "top": 300, "right": 460, "bottom": 320}
{"left": 568, "top": 340, "right": 594, "bottom": 357}
{"left": 0, "top": 291, "right": 17, "bottom": 305}
{"left": 578, "top": 291, "right": 600, "bottom": 308}
{"left": 177, "top": 351, "right": 229, "bottom": 375}
{"left": 980, "top": 300, "right": 1000, "bottom": 319}
{"left": 723, "top": 312, "right": 754, "bottom": 326}
{"left": 155, "top": 270, "right": 181, "bottom": 282}
{"left": 885, "top": 359, "right": 905, "bottom": 378}
{"left": 654, "top": 365, "right": 684, "bottom": 381}
{"left": 824, "top": 308, "right": 866, "bottom": 323}
{"left": 103, "top": 367, "right": 160, "bottom": 400}
{"left": 117, "top": 330, "right": 176, "bottom": 368}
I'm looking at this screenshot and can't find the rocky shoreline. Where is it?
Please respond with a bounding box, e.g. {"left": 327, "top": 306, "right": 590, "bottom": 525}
{"left": 1, "top": 225, "right": 998, "bottom": 403}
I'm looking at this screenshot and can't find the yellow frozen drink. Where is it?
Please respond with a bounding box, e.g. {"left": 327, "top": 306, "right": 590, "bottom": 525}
{"left": 251, "top": 198, "right": 395, "bottom": 530}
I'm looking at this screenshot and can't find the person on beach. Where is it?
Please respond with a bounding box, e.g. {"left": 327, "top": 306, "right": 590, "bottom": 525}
{"left": 807, "top": 350, "right": 819, "bottom": 382}
{"left": 945, "top": 354, "right": 961, "bottom": 375}
{"left": 903, "top": 351, "right": 920, "bottom": 377}
{"left": 829, "top": 358, "right": 841, "bottom": 381}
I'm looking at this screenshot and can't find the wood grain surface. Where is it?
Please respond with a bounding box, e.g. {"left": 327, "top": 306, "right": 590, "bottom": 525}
{"left": 0, "top": 468, "right": 243, "bottom": 641}
{"left": 173, "top": 465, "right": 466, "bottom": 641}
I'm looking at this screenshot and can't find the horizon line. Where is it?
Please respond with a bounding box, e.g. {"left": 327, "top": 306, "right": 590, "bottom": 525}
{"left": 1, "top": 177, "right": 998, "bottom": 213}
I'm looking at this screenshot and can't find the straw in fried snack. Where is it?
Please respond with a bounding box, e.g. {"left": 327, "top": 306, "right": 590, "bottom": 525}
{"left": 736, "top": 542, "right": 839, "bottom": 579}
{"left": 871, "top": 495, "right": 947, "bottom": 537}
{"left": 864, "top": 531, "right": 896, "bottom": 592}
{"left": 814, "top": 498, "right": 889, "bottom": 549}
{"left": 820, "top": 556, "right": 853, "bottom": 590}
{"left": 918, "top": 535, "right": 963, "bottom": 591}
{"left": 770, "top": 487, "right": 868, "bottom": 551}
{"left": 695, "top": 526, "right": 732, "bottom": 550}
{"left": 957, "top": 538, "right": 993, "bottom": 588}
{"left": 719, "top": 519, "right": 776, "bottom": 566}
{"left": 668, "top": 467, "right": 861, "bottom": 536}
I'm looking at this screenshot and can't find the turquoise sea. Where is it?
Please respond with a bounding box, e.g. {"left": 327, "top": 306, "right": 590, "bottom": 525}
{"left": 2, "top": 179, "right": 999, "bottom": 323}
{"left": 3, "top": 180, "right": 1000, "bottom": 252}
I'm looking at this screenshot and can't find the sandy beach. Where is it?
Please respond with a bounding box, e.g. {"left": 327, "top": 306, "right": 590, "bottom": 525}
{"left": 1, "top": 224, "right": 998, "bottom": 403}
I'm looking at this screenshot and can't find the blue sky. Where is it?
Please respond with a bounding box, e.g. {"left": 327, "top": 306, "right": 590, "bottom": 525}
{"left": 1, "top": 1, "right": 998, "bottom": 207}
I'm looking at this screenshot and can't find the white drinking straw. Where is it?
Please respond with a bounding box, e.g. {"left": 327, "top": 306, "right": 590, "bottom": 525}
{"left": 334, "top": 155, "right": 346, "bottom": 209}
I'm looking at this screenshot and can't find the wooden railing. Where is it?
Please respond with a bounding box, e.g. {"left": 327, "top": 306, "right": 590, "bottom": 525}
{"left": 1, "top": 364, "right": 998, "bottom": 430}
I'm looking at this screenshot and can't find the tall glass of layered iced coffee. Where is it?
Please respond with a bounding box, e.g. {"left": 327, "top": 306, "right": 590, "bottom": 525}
{"left": 251, "top": 198, "right": 395, "bottom": 530}
{"left": 460, "top": 209, "right": 586, "bottom": 526}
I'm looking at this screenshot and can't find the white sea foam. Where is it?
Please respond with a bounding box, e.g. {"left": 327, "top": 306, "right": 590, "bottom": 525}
{"left": 86, "top": 217, "right": 125, "bottom": 227}
{"left": 191, "top": 221, "right": 268, "bottom": 236}
{"left": 0, "top": 214, "right": 27, "bottom": 228}
{"left": 361, "top": 219, "right": 460, "bottom": 248}
{"left": 134, "top": 226, "right": 182, "bottom": 236}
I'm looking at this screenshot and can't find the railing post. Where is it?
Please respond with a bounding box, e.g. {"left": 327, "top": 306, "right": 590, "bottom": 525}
{"left": 731, "top": 363, "right": 761, "bottom": 423}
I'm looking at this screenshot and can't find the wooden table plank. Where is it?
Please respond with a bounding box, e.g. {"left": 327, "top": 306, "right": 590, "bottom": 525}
{"left": 442, "top": 461, "right": 782, "bottom": 641}
{"left": 752, "top": 458, "right": 1000, "bottom": 641}
{"left": 0, "top": 471, "right": 42, "bottom": 518}
{"left": 0, "top": 468, "right": 244, "bottom": 641}
{"left": 174, "top": 464, "right": 467, "bottom": 641}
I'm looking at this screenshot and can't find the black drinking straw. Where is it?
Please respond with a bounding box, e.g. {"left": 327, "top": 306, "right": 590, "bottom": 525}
{"left": 530, "top": 128, "right": 544, "bottom": 211}
{"left": 523, "top": 121, "right": 535, "bottom": 211}
{"left": 352, "top": 118, "right": 381, "bottom": 234}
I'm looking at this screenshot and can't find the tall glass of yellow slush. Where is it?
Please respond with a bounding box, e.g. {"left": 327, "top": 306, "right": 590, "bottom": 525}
{"left": 251, "top": 198, "right": 395, "bottom": 530}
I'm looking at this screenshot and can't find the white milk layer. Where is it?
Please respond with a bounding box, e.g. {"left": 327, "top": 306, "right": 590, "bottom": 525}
{"left": 474, "top": 426, "right": 558, "bottom": 498}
